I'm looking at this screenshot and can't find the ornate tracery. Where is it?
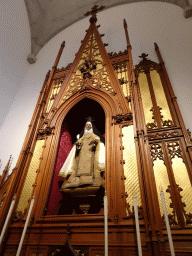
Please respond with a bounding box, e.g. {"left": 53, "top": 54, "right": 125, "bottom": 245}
{"left": 1, "top": 5, "right": 192, "bottom": 256}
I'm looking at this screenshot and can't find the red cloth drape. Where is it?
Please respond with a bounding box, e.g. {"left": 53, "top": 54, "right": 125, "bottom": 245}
{"left": 46, "top": 122, "right": 73, "bottom": 215}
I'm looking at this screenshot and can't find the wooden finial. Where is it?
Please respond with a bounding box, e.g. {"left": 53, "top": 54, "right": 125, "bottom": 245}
{"left": 0, "top": 155, "right": 12, "bottom": 186}
{"left": 123, "top": 19, "right": 127, "bottom": 28}
{"left": 123, "top": 19, "right": 131, "bottom": 48}
{"left": 154, "top": 42, "right": 159, "bottom": 51}
{"left": 84, "top": 5, "right": 105, "bottom": 23}
{"left": 139, "top": 53, "right": 149, "bottom": 61}
{"left": 61, "top": 41, "right": 65, "bottom": 48}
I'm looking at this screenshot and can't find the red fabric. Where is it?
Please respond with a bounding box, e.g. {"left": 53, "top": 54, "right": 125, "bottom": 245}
{"left": 46, "top": 122, "right": 73, "bottom": 215}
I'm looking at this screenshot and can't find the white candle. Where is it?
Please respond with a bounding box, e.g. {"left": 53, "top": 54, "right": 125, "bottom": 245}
{"left": 104, "top": 193, "right": 108, "bottom": 256}
{"left": 133, "top": 194, "right": 143, "bottom": 256}
{"left": 16, "top": 196, "right": 35, "bottom": 256}
{"left": 160, "top": 189, "right": 175, "bottom": 256}
{"left": 0, "top": 196, "right": 16, "bottom": 244}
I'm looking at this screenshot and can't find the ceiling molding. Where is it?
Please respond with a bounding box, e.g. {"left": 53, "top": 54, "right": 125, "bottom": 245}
{"left": 25, "top": 0, "right": 192, "bottom": 64}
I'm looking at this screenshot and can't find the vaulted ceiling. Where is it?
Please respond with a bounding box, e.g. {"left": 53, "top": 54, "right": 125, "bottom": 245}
{"left": 25, "top": 0, "right": 192, "bottom": 63}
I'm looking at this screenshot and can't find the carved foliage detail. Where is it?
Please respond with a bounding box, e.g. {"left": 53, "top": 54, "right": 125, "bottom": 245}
{"left": 148, "top": 131, "right": 179, "bottom": 140}
{"left": 113, "top": 61, "right": 129, "bottom": 98}
{"left": 185, "top": 212, "right": 192, "bottom": 225}
{"left": 125, "top": 201, "right": 144, "bottom": 220}
{"left": 108, "top": 49, "right": 128, "bottom": 58}
{"left": 146, "top": 106, "right": 174, "bottom": 130}
{"left": 161, "top": 187, "right": 177, "bottom": 227}
{"left": 61, "top": 33, "right": 115, "bottom": 105}
{"left": 167, "top": 141, "right": 182, "bottom": 160}
{"left": 146, "top": 107, "right": 157, "bottom": 130}
{"left": 162, "top": 119, "right": 174, "bottom": 127}
{"left": 136, "top": 54, "right": 157, "bottom": 74}
{"left": 38, "top": 125, "right": 55, "bottom": 137}
{"left": 13, "top": 209, "right": 27, "bottom": 222}
{"left": 161, "top": 185, "right": 178, "bottom": 226}
{"left": 112, "top": 113, "right": 132, "bottom": 124}
{"left": 78, "top": 58, "right": 97, "bottom": 79}
{"left": 187, "top": 129, "right": 192, "bottom": 142}
{"left": 146, "top": 122, "right": 157, "bottom": 130}
{"left": 150, "top": 143, "right": 164, "bottom": 162}
{"left": 164, "top": 184, "right": 192, "bottom": 226}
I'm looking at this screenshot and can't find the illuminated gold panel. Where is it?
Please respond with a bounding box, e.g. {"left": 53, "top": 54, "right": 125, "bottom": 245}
{"left": 46, "top": 79, "right": 62, "bottom": 112}
{"left": 138, "top": 73, "right": 153, "bottom": 124}
{"left": 150, "top": 70, "right": 172, "bottom": 122}
{"left": 172, "top": 156, "right": 192, "bottom": 216}
{"left": 115, "top": 63, "right": 129, "bottom": 98}
{"left": 122, "top": 125, "right": 141, "bottom": 213}
{"left": 153, "top": 158, "right": 172, "bottom": 216}
{"left": 17, "top": 139, "right": 45, "bottom": 213}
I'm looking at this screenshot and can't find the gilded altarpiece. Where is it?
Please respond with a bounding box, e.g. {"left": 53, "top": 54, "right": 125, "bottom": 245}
{"left": 136, "top": 54, "right": 192, "bottom": 227}
{"left": 1, "top": 7, "right": 192, "bottom": 256}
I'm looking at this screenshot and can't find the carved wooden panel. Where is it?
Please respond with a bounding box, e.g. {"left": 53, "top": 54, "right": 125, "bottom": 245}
{"left": 137, "top": 59, "right": 174, "bottom": 129}
{"left": 46, "top": 78, "right": 64, "bottom": 113}
{"left": 167, "top": 141, "right": 192, "bottom": 225}
{"left": 16, "top": 139, "right": 45, "bottom": 214}
{"left": 150, "top": 143, "right": 174, "bottom": 217}
{"left": 60, "top": 32, "right": 115, "bottom": 106}
{"left": 25, "top": 246, "right": 49, "bottom": 256}
{"left": 121, "top": 125, "right": 141, "bottom": 216}
{"left": 3, "top": 252, "right": 15, "bottom": 256}
{"left": 138, "top": 72, "right": 153, "bottom": 125}
{"left": 148, "top": 129, "right": 181, "bottom": 141}
{"left": 48, "top": 246, "right": 88, "bottom": 256}
{"left": 113, "top": 61, "right": 129, "bottom": 98}
{"left": 150, "top": 70, "right": 172, "bottom": 124}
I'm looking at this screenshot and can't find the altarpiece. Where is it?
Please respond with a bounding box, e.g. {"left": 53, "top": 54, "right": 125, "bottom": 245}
{"left": 0, "top": 5, "right": 192, "bottom": 256}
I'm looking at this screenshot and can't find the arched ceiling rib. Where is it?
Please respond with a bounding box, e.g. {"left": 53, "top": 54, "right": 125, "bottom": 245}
{"left": 24, "top": 0, "right": 192, "bottom": 63}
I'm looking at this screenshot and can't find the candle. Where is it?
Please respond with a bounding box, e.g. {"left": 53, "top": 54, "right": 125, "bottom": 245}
{"left": 0, "top": 195, "right": 16, "bottom": 244}
{"left": 133, "top": 194, "right": 143, "bottom": 256}
{"left": 160, "top": 189, "right": 175, "bottom": 256}
{"left": 104, "top": 193, "right": 108, "bottom": 256}
{"left": 16, "top": 196, "right": 35, "bottom": 256}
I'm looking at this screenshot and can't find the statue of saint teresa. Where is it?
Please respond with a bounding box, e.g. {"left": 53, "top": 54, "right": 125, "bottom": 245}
{"left": 58, "top": 118, "right": 105, "bottom": 194}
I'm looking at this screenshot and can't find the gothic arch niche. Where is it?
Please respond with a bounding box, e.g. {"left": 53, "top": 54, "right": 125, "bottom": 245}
{"left": 62, "top": 98, "right": 105, "bottom": 144}
{"left": 46, "top": 98, "right": 105, "bottom": 215}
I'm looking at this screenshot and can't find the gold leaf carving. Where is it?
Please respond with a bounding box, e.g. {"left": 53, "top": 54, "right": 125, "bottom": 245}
{"left": 60, "top": 33, "right": 115, "bottom": 105}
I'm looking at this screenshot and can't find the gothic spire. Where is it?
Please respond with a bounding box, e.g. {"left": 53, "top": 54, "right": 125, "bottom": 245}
{"left": 84, "top": 5, "right": 105, "bottom": 23}
{"left": 0, "top": 155, "right": 12, "bottom": 187}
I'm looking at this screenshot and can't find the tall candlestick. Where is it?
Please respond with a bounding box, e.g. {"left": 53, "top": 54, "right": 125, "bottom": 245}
{"left": 160, "top": 189, "right": 175, "bottom": 256}
{"left": 0, "top": 196, "right": 16, "bottom": 244}
{"left": 104, "top": 193, "right": 108, "bottom": 256}
{"left": 133, "top": 195, "right": 143, "bottom": 256}
{"left": 16, "top": 196, "right": 35, "bottom": 256}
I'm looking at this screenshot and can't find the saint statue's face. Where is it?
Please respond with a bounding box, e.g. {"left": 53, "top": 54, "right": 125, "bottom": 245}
{"left": 86, "top": 123, "right": 92, "bottom": 130}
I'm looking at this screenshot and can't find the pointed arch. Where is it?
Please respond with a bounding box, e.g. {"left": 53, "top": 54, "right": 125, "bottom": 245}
{"left": 43, "top": 89, "right": 122, "bottom": 215}
{"left": 50, "top": 89, "right": 121, "bottom": 129}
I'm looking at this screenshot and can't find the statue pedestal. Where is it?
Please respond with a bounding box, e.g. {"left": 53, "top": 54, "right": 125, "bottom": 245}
{"left": 63, "top": 186, "right": 100, "bottom": 197}
{"left": 59, "top": 186, "right": 104, "bottom": 215}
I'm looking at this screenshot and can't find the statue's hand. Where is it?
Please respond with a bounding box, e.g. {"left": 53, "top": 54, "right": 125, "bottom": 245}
{"left": 89, "top": 139, "right": 98, "bottom": 152}
{"left": 75, "top": 141, "right": 82, "bottom": 155}
{"left": 75, "top": 141, "right": 82, "bottom": 148}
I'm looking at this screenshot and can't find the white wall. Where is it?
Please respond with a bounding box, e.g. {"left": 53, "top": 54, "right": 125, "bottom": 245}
{"left": 0, "top": 0, "right": 31, "bottom": 172}
{"left": 0, "top": 2, "right": 192, "bottom": 173}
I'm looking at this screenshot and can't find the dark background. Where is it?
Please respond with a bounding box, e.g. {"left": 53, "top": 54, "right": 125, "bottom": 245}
{"left": 63, "top": 98, "right": 105, "bottom": 144}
